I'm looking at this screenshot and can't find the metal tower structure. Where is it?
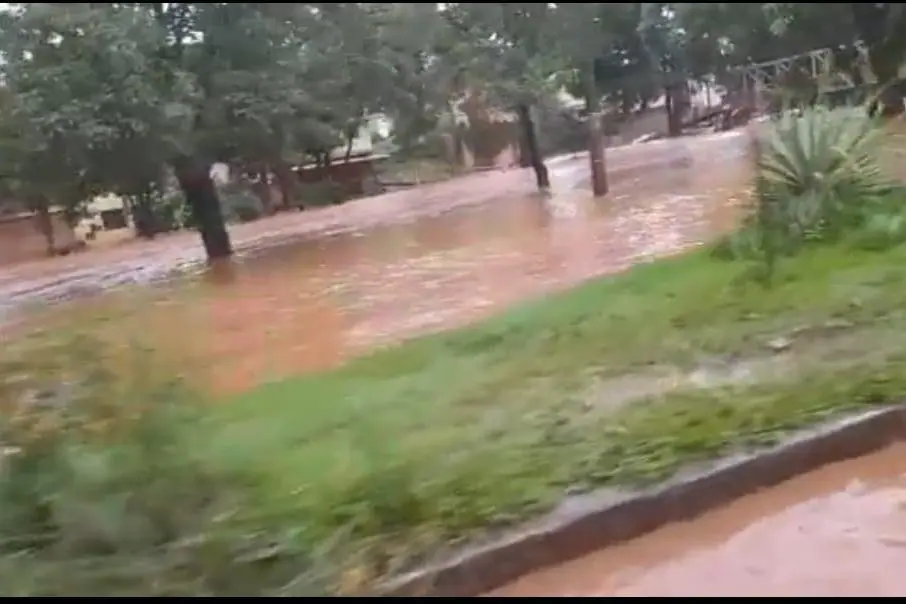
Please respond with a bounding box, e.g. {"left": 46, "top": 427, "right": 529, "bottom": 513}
{"left": 736, "top": 45, "right": 872, "bottom": 108}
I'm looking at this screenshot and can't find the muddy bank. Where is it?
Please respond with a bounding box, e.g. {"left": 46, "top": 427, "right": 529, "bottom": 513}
{"left": 383, "top": 405, "right": 906, "bottom": 597}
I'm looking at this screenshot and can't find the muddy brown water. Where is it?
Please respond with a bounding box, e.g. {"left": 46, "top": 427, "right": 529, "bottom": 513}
{"left": 0, "top": 131, "right": 751, "bottom": 390}
{"left": 490, "top": 443, "right": 906, "bottom": 597}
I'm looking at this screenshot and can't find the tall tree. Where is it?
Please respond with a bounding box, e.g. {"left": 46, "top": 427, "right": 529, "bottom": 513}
{"left": 551, "top": 3, "right": 629, "bottom": 196}
{"left": 848, "top": 3, "right": 906, "bottom": 114}
{"left": 443, "top": 3, "right": 565, "bottom": 192}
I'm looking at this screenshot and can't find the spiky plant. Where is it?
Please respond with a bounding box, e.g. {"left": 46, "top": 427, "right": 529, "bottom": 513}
{"left": 754, "top": 105, "right": 890, "bottom": 250}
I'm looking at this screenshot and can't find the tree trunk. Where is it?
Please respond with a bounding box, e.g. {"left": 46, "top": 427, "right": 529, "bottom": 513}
{"left": 866, "top": 63, "right": 904, "bottom": 117}
{"left": 133, "top": 191, "right": 156, "bottom": 239}
{"left": 583, "top": 67, "right": 608, "bottom": 198}
{"left": 869, "top": 65, "right": 905, "bottom": 117}
{"left": 877, "top": 83, "right": 905, "bottom": 117}
{"left": 273, "top": 160, "right": 299, "bottom": 210}
{"left": 665, "top": 84, "right": 683, "bottom": 137}
{"left": 253, "top": 167, "right": 275, "bottom": 215}
{"left": 34, "top": 199, "right": 55, "bottom": 256}
{"left": 587, "top": 113, "right": 609, "bottom": 197}
{"left": 172, "top": 157, "right": 232, "bottom": 260}
{"left": 516, "top": 103, "right": 550, "bottom": 192}
{"left": 343, "top": 135, "right": 355, "bottom": 163}
{"left": 851, "top": 3, "right": 906, "bottom": 116}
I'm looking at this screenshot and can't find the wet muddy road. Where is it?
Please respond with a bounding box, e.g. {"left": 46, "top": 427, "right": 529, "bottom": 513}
{"left": 492, "top": 444, "right": 906, "bottom": 597}
{"left": 1, "top": 131, "right": 751, "bottom": 389}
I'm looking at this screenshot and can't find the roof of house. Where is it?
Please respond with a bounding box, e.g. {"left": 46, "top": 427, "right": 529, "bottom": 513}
{"left": 87, "top": 194, "right": 125, "bottom": 213}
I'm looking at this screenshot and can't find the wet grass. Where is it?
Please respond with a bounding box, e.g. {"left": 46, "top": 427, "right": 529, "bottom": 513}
{"left": 9, "top": 233, "right": 906, "bottom": 594}
{"left": 5, "top": 116, "right": 906, "bottom": 595}
{"left": 205, "top": 237, "right": 906, "bottom": 590}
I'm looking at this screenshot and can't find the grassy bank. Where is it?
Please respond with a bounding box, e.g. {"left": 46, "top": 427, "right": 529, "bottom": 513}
{"left": 5, "top": 109, "right": 906, "bottom": 595}
{"left": 207, "top": 237, "right": 906, "bottom": 592}
{"left": 7, "top": 236, "right": 906, "bottom": 595}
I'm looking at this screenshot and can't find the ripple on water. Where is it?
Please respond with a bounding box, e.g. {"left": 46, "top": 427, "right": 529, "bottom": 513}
{"left": 2, "top": 133, "right": 752, "bottom": 389}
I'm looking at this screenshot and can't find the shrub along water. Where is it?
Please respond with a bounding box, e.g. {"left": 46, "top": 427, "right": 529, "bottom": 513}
{"left": 714, "top": 105, "right": 906, "bottom": 280}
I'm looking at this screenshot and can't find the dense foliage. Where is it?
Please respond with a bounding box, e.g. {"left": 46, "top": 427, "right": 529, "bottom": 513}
{"left": 0, "top": 3, "right": 901, "bottom": 258}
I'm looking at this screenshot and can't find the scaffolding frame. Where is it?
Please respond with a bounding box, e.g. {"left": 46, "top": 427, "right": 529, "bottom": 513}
{"left": 736, "top": 45, "right": 872, "bottom": 107}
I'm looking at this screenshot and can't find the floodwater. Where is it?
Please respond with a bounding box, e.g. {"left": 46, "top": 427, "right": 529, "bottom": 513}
{"left": 0, "top": 131, "right": 752, "bottom": 390}
{"left": 491, "top": 443, "right": 906, "bottom": 597}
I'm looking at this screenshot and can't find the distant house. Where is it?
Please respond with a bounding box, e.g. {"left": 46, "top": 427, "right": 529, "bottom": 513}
{"left": 292, "top": 115, "right": 390, "bottom": 197}
{"left": 594, "top": 80, "right": 724, "bottom": 146}
{"left": 86, "top": 193, "right": 130, "bottom": 230}
{"left": 208, "top": 115, "right": 391, "bottom": 205}
{"left": 294, "top": 153, "right": 386, "bottom": 197}
{"left": 445, "top": 90, "right": 522, "bottom": 170}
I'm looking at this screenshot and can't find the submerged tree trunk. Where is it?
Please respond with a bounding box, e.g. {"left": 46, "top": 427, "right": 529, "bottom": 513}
{"left": 869, "top": 67, "right": 905, "bottom": 117}
{"left": 665, "top": 84, "right": 683, "bottom": 137}
{"left": 851, "top": 3, "right": 906, "bottom": 116}
{"left": 34, "top": 199, "right": 55, "bottom": 256}
{"left": 133, "top": 190, "right": 156, "bottom": 239}
{"left": 583, "top": 67, "right": 608, "bottom": 198}
{"left": 516, "top": 103, "right": 550, "bottom": 192}
{"left": 172, "top": 156, "right": 232, "bottom": 260}
{"left": 273, "top": 160, "right": 299, "bottom": 210}
{"left": 253, "top": 167, "right": 275, "bottom": 215}
{"left": 587, "top": 113, "right": 609, "bottom": 197}
{"left": 343, "top": 135, "right": 355, "bottom": 164}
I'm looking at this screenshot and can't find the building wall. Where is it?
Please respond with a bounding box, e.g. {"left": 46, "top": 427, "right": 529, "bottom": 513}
{"left": 297, "top": 158, "right": 376, "bottom": 196}
{"left": 456, "top": 139, "right": 521, "bottom": 171}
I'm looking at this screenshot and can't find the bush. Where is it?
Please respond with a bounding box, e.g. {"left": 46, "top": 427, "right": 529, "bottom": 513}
{"left": 0, "top": 332, "right": 327, "bottom": 596}
{"left": 155, "top": 189, "right": 190, "bottom": 231}
{"left": 0, "top": 327, "right": 503, "bottom": 596}
{"left": 537, "top": 105, "right": 587, "bottom": 156}
{"left": 851, "top": 201, "right": 906, "bottom": 251}
{"left": 219, "top": 186, "right": 265, "bottom": 223}
{"left": 721, "top": 105, "right": 905, "bottom": 277}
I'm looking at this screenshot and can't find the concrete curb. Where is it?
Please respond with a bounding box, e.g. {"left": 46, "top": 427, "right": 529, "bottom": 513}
{"left": 382, "top": 405, "right": 906, "bottom": 597}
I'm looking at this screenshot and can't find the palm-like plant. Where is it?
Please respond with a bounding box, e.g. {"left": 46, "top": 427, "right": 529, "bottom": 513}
{"left": 753, "top": 106, "right": 891, "bottom": 255}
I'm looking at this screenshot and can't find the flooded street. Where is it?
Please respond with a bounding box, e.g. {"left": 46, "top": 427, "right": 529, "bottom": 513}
{"left": 1, "top": 131, "right": 751, "bottom": 390}
{"left": 491, "top": 443, "right": 906, "bottom": 597}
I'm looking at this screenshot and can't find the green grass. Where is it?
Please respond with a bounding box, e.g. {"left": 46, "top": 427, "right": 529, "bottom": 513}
{"left": 199, "top": 238, "right": 906, "bottom": 589}
{"left": 10, "top": 232, "right": 906, "bottom": 595}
